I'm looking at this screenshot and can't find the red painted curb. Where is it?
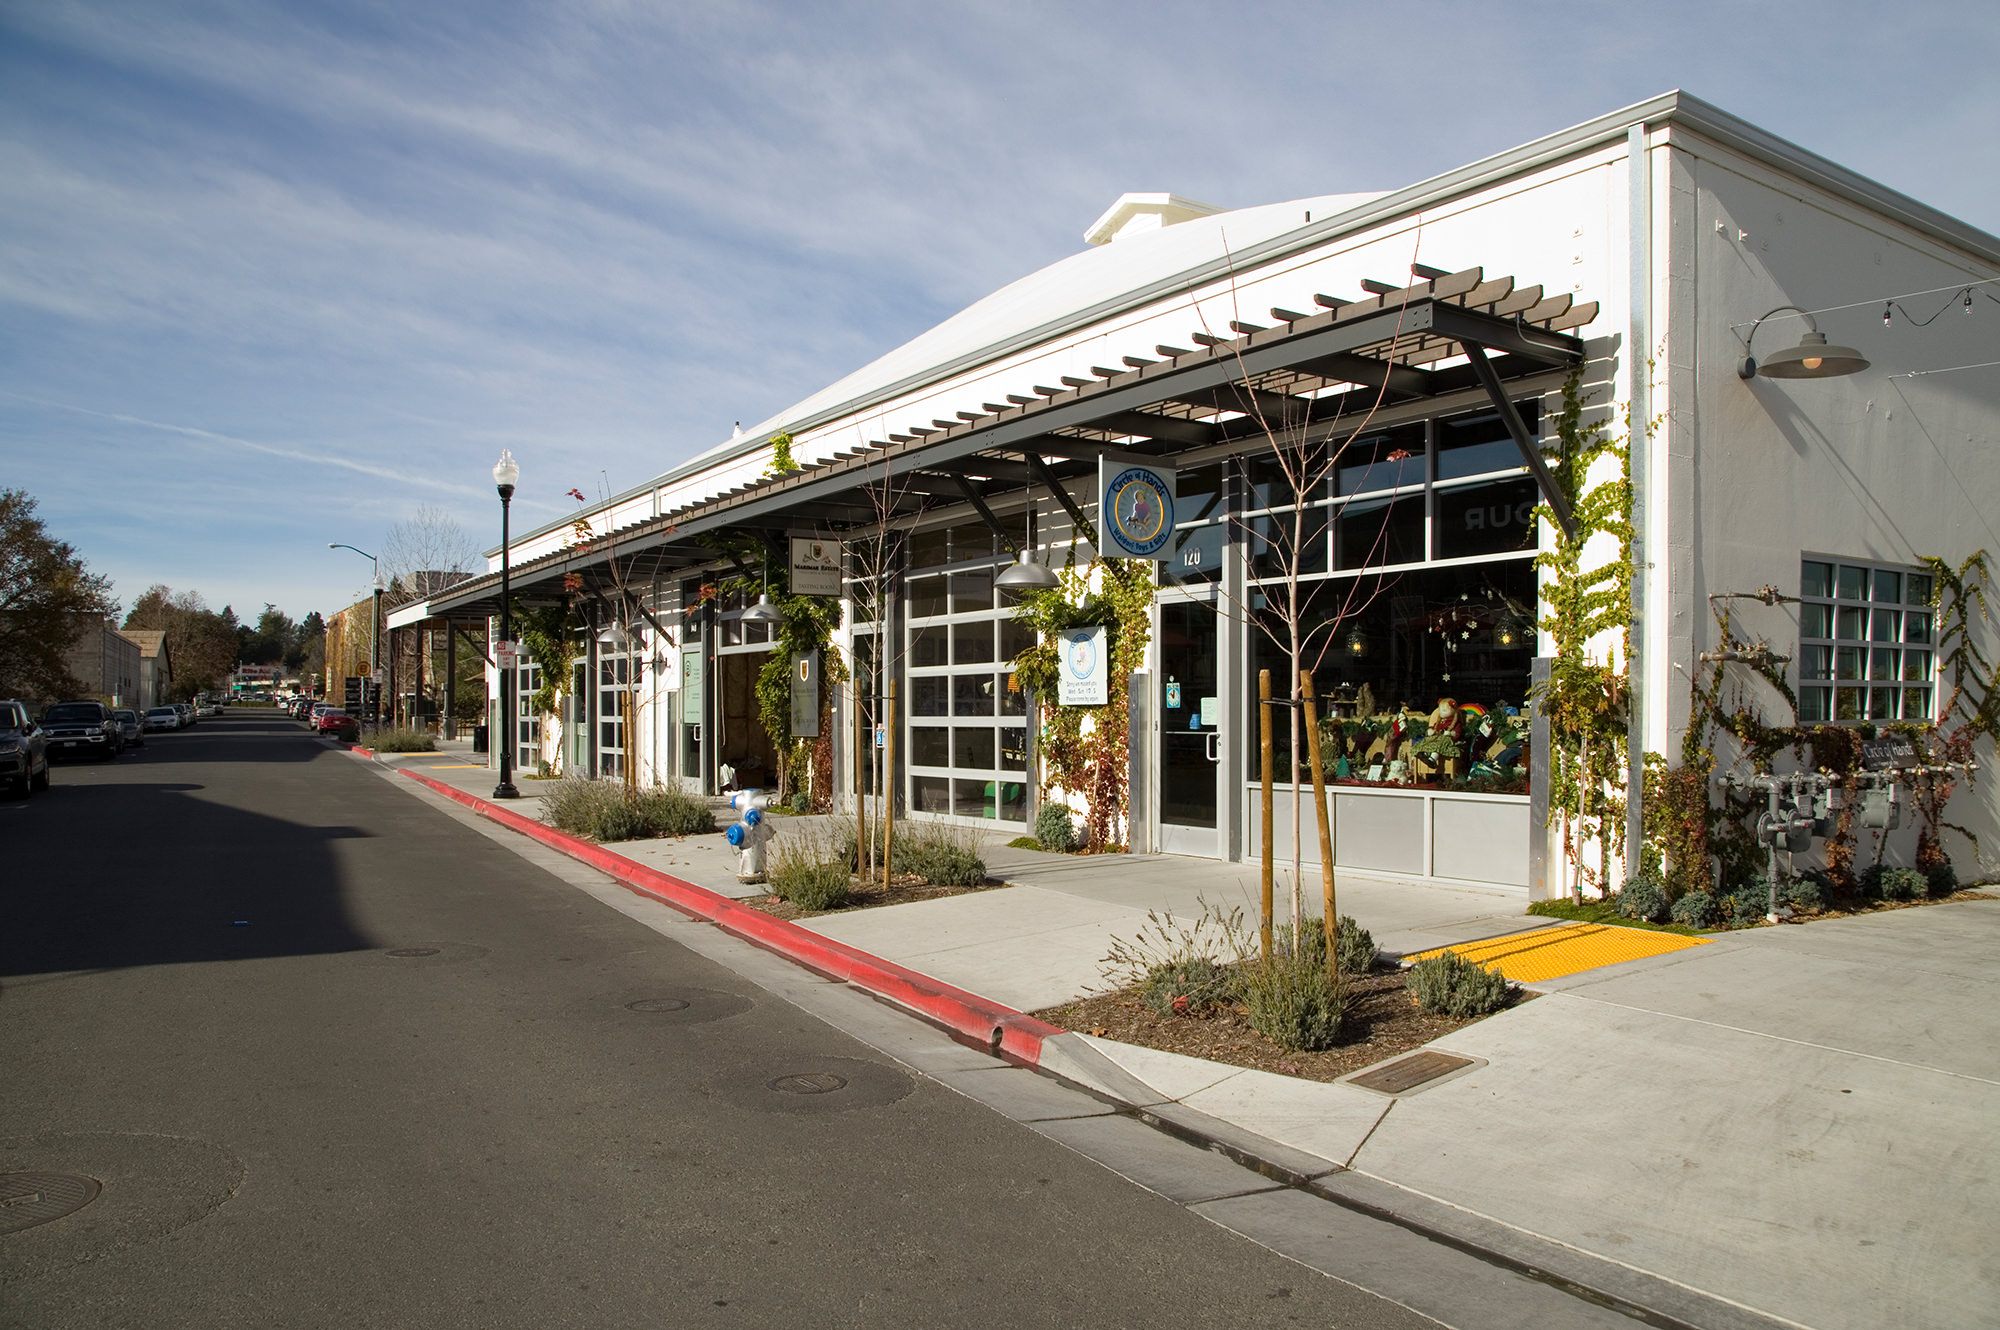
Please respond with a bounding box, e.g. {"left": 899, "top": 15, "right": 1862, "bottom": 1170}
{"left": 396, "top": 768, "right": 1059, "bottom": 1065}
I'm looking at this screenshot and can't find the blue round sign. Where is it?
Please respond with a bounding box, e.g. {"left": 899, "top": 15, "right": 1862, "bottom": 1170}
{"left": 1104, "top": 467, "right": 1175, "bottom": 558}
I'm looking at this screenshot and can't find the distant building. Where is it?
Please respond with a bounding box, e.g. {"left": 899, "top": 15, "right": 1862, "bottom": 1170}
{"left": 120, "top": 629, "right": 174, "bottom": 708}
{"left": 60, "top": 616, "right": 140, "bottom": 707}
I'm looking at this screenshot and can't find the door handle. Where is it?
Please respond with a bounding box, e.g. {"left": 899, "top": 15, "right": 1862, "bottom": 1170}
{"left": 1205, "top": 731, "right": 1220, "bottom": 763}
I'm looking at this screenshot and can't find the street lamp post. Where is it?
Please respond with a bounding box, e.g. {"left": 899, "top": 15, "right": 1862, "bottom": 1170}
{"left": 493, "top": 450, "right": 521, "bottom": 800}
{"left": 328, "top": 542, "right": 380, "bottom": 720}
{"left": 371, "top": 575, "right": 386, "bottom": 729}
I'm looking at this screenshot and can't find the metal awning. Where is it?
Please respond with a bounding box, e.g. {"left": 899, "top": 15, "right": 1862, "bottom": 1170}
{"left": 427, "top": 264, "right": 1595, "bottom": 620}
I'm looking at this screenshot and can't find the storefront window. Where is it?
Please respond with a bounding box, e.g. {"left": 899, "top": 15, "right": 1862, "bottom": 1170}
{"left": 1248, "top": 561, "right": 1534, "bottom": 792}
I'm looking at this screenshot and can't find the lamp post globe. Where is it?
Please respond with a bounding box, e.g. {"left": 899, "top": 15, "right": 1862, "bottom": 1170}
{"left": 493, "top": 450, "right": 521, "bottom": 799}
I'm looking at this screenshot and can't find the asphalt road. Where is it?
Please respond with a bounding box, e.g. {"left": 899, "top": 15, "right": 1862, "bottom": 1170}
{"left": 1, "top": 711, "right": 1446, "bottom": 1329}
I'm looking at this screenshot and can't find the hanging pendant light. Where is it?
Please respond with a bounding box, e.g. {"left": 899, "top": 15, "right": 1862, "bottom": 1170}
{"left": 997, "top": 545, "right": 1059, "bottom": 593}
{"left": 997, "top": 495, "right": 1058, "bottom": 594}
{"left": 742, "top": 591, "right": 782, "bottom": 624}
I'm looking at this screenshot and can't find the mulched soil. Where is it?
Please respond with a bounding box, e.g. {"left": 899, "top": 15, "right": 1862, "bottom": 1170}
{"left": 1034, "top": 968, "right": 1524, "bottom": 1084}
{"left": 746, "top": 874, "right": 997, "bottom": 922}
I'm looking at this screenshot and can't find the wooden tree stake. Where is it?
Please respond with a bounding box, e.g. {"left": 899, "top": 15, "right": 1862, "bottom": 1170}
{"left": 1259, "top": 667, "right": 1274, "bottom": 961}
{"left": 883, "top": 678, "right": 897, "bottom": 891}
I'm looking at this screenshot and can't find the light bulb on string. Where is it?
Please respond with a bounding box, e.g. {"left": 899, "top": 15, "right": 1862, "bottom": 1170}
{"left": 1967, "top": 290, "right": 1976, "bottom": 315}
{"left": 1882, "top": 303, "right": 1893, "bottom": 327}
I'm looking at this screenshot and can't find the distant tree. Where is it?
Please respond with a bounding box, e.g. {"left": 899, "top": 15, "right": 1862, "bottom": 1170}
{"left": 242, "top": 603, "right": 296, "bottom": 666}
{"left": 383, "top": 505, "right": 479, "bottom": 606}
{"left": 0, "top": 489, "right": 117, "bottom": 700}
{"left": 289, "top": 611, "right": 326, "bottom": 675}
{"left": 125, "top": 586, "right": 240, "bottom": 696}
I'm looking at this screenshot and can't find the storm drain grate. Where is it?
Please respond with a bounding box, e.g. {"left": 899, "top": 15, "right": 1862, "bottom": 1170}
{"left": 768, "top": 1072, "right": 849, "bottom": 1096}
{"left": 385, "top": 947, "right": 441, "bottom": 958}
{"left": 1349, "top": 1051, "right": 1474, "bottom": 1096}
{"left": 0, "top": 1172, "right": 102, "bottom": 1235}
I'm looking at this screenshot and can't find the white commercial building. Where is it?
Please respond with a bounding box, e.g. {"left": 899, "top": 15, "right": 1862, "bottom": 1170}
{"left": 403, "top": 91, "right": 2000, "bottom": 897}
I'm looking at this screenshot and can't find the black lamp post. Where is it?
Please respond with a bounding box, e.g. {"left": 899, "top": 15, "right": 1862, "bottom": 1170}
{"left": 371, "top": 575, "right": 386, "bottom": 729}
{"left": 493, "top": 450, "right": 521, "bottom": 799}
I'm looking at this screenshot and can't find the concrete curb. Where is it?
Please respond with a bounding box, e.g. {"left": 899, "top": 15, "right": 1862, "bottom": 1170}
{"left": 394, "top": 768, "right": 1061, "bottom": 1065}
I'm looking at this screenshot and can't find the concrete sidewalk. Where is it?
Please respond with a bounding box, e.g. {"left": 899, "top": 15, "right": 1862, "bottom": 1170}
{"left": 351, "top": 737, "right": 2000, "bottom": 1330}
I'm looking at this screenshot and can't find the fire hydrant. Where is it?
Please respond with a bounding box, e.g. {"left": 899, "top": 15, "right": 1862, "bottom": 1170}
{"left": 725, "top": 789, "right": 776, "bottom": 883}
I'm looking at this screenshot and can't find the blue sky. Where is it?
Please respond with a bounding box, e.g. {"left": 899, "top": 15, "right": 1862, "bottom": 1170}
{"left": 4, "top": 1, "right": 1997, "bottom": 623}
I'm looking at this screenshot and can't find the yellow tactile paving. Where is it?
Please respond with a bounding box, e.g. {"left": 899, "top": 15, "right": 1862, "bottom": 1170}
{"left": 1405, "top": 921, "right": 1707, "bottom": 983}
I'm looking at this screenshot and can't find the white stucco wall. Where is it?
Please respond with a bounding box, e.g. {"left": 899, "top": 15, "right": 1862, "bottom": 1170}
{"left": 1669, "top": 131, "right": 2000, "bottom": 878}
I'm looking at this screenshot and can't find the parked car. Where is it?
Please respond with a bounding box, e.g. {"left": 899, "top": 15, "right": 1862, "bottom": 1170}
{"left": 0, "top": 699, "right": 51, "bottom": 796}
{"left": 174, "top": 702, "right": 196, "bottom": 728}
{"left": 41, "top": 700, "right": 124, "bottom": 761}
{"left": 112, "top": 708, "right": 146, "bottom": 748}
{"left": 199, "top": 698, "right": 224, "bottom": 717}
{"left": 143, "top": 706, "right": 181, "bottom": 732}
{"left": 314, "top": 708, "right": 360, "bottom": 741}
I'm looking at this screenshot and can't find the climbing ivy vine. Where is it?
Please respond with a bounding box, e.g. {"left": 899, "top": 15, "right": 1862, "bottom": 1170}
{"left": 1531, "top": 370, "right": 1636, "bottom": 895}
{"left": 713, "top": 532, "right": 846, "bottom": 803}
{"left": 1008, "top": 557, "right": 1154, "bottom": 850}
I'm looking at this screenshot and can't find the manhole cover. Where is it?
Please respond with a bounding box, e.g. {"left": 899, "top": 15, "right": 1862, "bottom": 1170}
{"left": 612, "top": 987, "right": 751, "bottom": 1026}
{"left": 1349, "top": 1050, "right": 1475, "bottom": 1095}
{"left": 0, "top": 1173, "right": 102, "bottom": 1235}
{"left": 385, "top": 947, "right": 441, "bottom": 958}
{"left": 712, "top": 1057, "right": 914, "bottom": 1114}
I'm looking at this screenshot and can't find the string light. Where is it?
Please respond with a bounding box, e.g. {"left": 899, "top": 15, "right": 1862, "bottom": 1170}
{"left": 1736, "top": 277, "right": 2000, "bottom": 333}
{"left": 1879, "top": 283, "right": 2000, "bottom": 328}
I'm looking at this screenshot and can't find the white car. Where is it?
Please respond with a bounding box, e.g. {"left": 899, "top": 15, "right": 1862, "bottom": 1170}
{"left": 144, "top": 706, "right": 181, "bottom": 731}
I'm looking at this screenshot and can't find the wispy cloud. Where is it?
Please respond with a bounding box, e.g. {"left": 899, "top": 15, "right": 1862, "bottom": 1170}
{"left": 2, "top": 0, "right": 1995, "bottom": 619}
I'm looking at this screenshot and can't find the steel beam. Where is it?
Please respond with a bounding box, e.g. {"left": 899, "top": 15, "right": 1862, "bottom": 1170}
{"left": 953, "top": 475, "right": 1021, "bottom": 554}
{"left": 1461, "top": 339, "right": 1576, "bottom": 539}
{"left": 1027, "top": 453, "right": 1097, "bottom": 546}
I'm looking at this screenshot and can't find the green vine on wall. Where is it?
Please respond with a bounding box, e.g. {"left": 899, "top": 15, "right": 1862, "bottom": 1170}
{"left": 513, "top": 600, "right": 576, "bottom": 724}
{"left": 714, "top": 533, "right": 846, "bottom": 803}
{"left": 1008, "top": 557, "right": 1155, "bottom": 850}
{"left": 1670, "top": 552, "right": 1999, "bottom": 896}
{"left": 1531, "top": 369, "right": 1636, "bottom": 895}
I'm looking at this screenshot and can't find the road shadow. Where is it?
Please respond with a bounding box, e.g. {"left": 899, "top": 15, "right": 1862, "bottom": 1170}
{"left": 1, "top": 716, "right": 389, "bottom": 981}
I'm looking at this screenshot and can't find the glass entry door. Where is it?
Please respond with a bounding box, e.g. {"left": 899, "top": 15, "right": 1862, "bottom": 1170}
{"left": 1158, "top": 598, "right": 1222, "bottom": 856}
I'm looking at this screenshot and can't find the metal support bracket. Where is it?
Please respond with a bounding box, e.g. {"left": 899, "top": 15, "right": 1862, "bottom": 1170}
{"left": 1461, "top": 338, "right": 1577, "bottom": 540}
{"left": 953, "top": 476, "right": 1021, "bottom": 555}
{"left": 1026, "top": 454, "right": 1098, "bottom": 546}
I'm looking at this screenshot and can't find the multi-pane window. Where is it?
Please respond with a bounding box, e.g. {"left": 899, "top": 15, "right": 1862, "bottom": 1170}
{"left": 515, "top": 659, "right": 542, "bottom": 774}
{"left": 1239, "top": 404, "right": 1539, "bottom": 582}
{"left": 1797, "top": 558, "right": 1935, "bottom": 724}
{"left": 903, "top": 527, "right": 1030, "bottom": 824}
{"left": 1242, "top": 404, "right": 1541, "bottom": 773}
{"left": 598, "top": 652, "right": 630, "bottom": 777}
